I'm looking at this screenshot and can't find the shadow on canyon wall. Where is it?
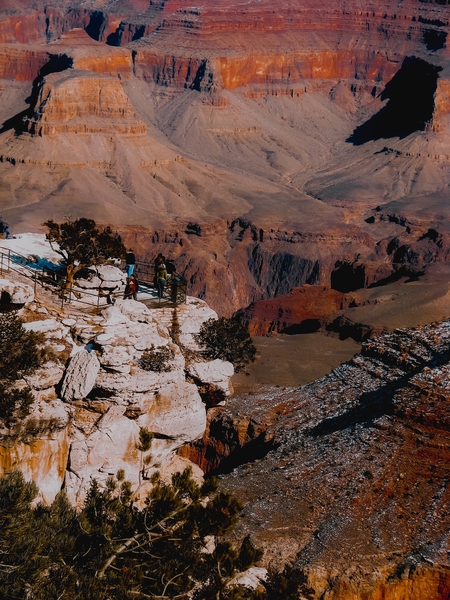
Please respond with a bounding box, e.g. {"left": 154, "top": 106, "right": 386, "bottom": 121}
{"left": 347, "top": 56, "right": 442, "bottom": 145}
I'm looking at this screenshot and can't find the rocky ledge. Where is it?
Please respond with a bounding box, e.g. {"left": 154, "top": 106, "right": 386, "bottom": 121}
{"left": 182, "top": 319, "right": 450, "bottom": 598}
{"left": 0, "top": 274, "right": 234, "bottom": 507}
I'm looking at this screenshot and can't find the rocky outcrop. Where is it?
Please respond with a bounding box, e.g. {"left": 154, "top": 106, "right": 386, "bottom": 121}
{"left": 182, "top": 319, "right": 450, "bottom": 595}
{"left": 61, "top": 349, "right": 100, "bottom": 402}
{"left": 237, "top": 285, "right": 363, "bottom": 336}
{"left": 0, "top": 271, "right": 234, "bottom": 507}
{"left": 23, "top": 69, "right": 147, "bottom": 136}
{"left": 187, "top": 359, "right": 234, "bottom": 406}
{"left": 0, "top": 277, "right": 34, "bottom": 304}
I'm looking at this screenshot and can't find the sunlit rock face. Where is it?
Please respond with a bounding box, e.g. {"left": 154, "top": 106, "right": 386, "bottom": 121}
{"left": 0, "top": 285, "right": 234, "bottom": 508}
{"left": 23, "top": 70, "right": 147, "bottom": 136}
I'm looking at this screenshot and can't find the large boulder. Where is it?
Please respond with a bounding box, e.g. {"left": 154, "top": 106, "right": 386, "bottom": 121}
{"left": 187, "top": 359, "right": 234, "bottom": 405}
{"left": 138, "top": 382, "right": 206, "bottom": 443}
{"left": 75, "top": 265, "right": 126, "bottom": 290}
{"left": 61, "top": 349, "right": 100, "bottom": 401}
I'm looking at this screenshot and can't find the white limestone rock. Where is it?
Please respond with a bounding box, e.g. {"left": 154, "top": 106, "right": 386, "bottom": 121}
{"left": 27, "top": 396, "right": 71, "bottom": 425}
{"left": 23, "top": 318, "right": 69, "bottom": 340}
{"left": 24, "top": 362, "right": 65, "bottom": 391}
{"left": 100, "top": 304, "right": 130, "bottom": 326}
{"left": 99, "top": 346, "right": 133, "bottom": 374}
{"left": 75, "top": 265, "right": 126, "bottom": 290}
{"left": 96, "top": 265, "right": 126, "bottom": 286}
{"left": 61, "top": 349, "right": 100, "bottom": 401}
{"left": 111, "top": 299, "right": 154, "bottom": 323}
{"left": 65, "top": 405, "right": 140, "bottom": 506}
{"left": 0, "top": 278, "right": 34, "bottom": 304}
{"left": 155, "top": 297, "right": 217, "bottom": 350}
{"left": 188, "top": 359, "right": 234, "bottom": 397}
{"left": 95, "top": 367, "right": 186, "bottom": 395}
{"left": 138, "top": 382, "right": 206, "bottom": 443}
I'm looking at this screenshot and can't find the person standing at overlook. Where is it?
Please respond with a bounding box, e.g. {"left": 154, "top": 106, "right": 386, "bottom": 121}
{"left": 156, "top": 263, "right": 167, "bottom": 299}
{"left": 124, "top": 274, "right": 138, "bottom": 300}
{"left": 125, "top": 248, "right": 136, "bottom": 278}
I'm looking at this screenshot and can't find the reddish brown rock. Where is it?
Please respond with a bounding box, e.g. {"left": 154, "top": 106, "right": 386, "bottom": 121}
{"left": 23, "top": 69, "right": 147, "bottom": 136}
{"left": 0, "top": 44, "right": 49, "bottom": 80}
{"left": 183, "top": 320, "right": 450, "bottom": 596}
{"left": 237, "top": 285, "right": 361, "bottom": 336}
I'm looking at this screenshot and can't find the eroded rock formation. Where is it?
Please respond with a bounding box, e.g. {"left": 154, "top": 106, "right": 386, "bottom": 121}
{"left": 1, "top": 1, "right": 450, "bottom": 318}
{"left": 0, "top": 271, "right": 233, "bottom": 507}
{"left": 182, "top": 319, "right": 450, "bottom": 597}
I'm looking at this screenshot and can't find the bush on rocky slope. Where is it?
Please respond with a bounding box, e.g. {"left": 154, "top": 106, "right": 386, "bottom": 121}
{"left": 0, "top": 312, "right": 45, "bottom": 425}
{"left": 195, "top": 317, "right": 257, "bottom": 373}
{"left": 139, "top": 344, "right": 175, "bottom": 372}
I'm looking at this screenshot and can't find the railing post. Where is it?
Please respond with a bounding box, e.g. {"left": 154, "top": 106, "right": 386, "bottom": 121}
{"left": 0, "top": 252, "right": 3, "bottom": 277}
{"left": 7, "top": 249, "right": 10, "bottom": 272}
{"left": 68, "top": 281, "right": 72, "bottom": 304}
{"left": 97, "top": 287, "right": 100, "bottom": 313}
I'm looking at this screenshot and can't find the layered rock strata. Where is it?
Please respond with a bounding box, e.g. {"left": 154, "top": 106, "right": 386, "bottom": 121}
{"left": 1, "top": 0, "right": 450, "bottom": 319}
{"left": 182, "top": 320, "right": 450, "bottom": 596}
{"left": 23, "top": 70, "right": 147, "bottom": 136}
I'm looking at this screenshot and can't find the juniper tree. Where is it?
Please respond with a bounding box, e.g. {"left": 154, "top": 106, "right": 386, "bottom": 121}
{"left": 43, "top": 217, "right": 125, "bottom": 288}
{"left": 195, "top": 317, "right": 257, "bottom": 372}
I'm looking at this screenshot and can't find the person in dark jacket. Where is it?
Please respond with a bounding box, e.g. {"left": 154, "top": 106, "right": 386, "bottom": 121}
{"left": 125, "top": 249, "right": 136, "bottom": 277}
{"left": 166, "top": 259, "right": 176, "bottom": 280}
{"left": 154, "top": 253, "right": 166, "bottom": 287}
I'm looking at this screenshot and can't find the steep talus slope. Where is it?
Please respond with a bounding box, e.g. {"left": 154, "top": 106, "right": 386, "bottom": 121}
{"left": 182, "top": 320, "right": 450, "bottom": 596}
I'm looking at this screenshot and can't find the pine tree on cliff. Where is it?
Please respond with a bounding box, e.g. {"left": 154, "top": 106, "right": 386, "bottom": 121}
{"left": 195, "top": 317, "right": 257, "bottom": 372}
{"left": 0, "top": 433, "right": 265, "bottom": 599}
{"left": 43, "top": 217, "right": 125, "bottom": 288}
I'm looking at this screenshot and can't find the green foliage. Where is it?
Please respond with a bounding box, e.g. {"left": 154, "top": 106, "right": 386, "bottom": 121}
{"left": 0, "top": 466, "right": 266, "bottom": 600}
{"left": 43, "top": 217, "right": 125, "bottom": 285}
{"left": 0, "top": 312, "right": 44, "bottom": 381}
{"left": 263, "top": 564, "right": 315, "bottom": 600}
{"left": 139, "top": 344, "right": 175, "bottom": 372}
{"left": 0, "top": 312, "right": 44, "bottom": 424}
{"left": 0, "top": 382, "right": 34, "bottom": 425}
{"left": 136, "top": 427, "right": 154, "bottom": 453}
{"left": 195, "top": 317, "right": 257, "bottom": 372}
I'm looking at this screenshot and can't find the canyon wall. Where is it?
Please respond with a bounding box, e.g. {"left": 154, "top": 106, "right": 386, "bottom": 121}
{"left": 181, "top": 318, "right": 450, "bottom": 597}
{"left": 1, "top": 0, "right": 450, "bottom": 317}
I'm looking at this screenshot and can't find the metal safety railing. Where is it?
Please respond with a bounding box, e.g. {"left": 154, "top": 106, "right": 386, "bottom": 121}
{"left": 0, "top": 250, "right": 188, "bottom": 311}
{"left": 120, "top": 259, "right": 188, "bottom": 305}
